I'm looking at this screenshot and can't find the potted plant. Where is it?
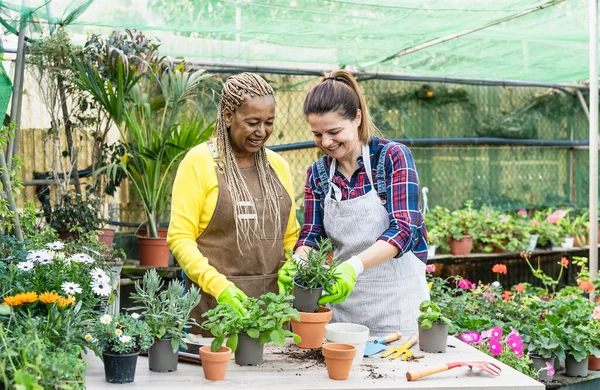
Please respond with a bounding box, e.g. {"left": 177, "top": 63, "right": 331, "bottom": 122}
{"left": 198, "top": 304, "right": 236, "bottom": 380}
{"left": 291, "top": 238, "right": 341, "bottom": 313}
{"left": 417, "top": 300, "right": 451, "bottom": 353}
{"left": 201, "top": 292, "right": 300, "bottom": 366}
{"left": 129, "top": 268, "right": 201, "bottom": 372}
{"left": 49, "top": 191, "right": 102, "bottom": 241}
{"left": 72, "top": 33, "right": 215, "bottom": 266}
{"left": 88, "top": 313, "right": 153, "bottom": 384}
{"left": 523, "top": 324, "right": 565, "bottom": 381}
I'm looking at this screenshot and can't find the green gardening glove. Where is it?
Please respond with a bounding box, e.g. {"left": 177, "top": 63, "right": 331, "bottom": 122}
{"left": 277, "top": 259, "right": 297, "bottom": 294}
{"left": 318, "top": 256, "right": 362, "bottom": 305}
{"left": 217, "top": 285, "right": 248, "bottom": 315}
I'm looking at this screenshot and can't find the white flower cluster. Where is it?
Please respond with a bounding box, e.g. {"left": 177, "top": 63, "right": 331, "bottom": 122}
{"left": 98, "top": 314, "right": 134, "bottom": 344}
{"left": 90, "top": 268, "right": 111, "bottom": 297}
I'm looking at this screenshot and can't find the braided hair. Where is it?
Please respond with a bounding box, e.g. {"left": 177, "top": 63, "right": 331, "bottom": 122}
{"left": 214, "top": 73, "right": 281, "bottom": 251}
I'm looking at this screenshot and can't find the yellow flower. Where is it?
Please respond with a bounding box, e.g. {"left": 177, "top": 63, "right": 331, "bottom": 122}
{"left": 57, "top": 296, "right": 75, "bottom": 307}
{"left": 2, "top": 295, "right": 21, "bottom": 306}
{"left": 15, "top": 292, "right": 38, "bottom": 304}
{"left": 39, "top": 291, "right": 60, "bottom": 304}
{"left": 85, "top": 333, "right": 93, "bottom": 341}
{"left": 426, "top": 91, "right": 434, "bottom": 98}
{"left": 115, "top": 329, "right": 123, "bottom": 336}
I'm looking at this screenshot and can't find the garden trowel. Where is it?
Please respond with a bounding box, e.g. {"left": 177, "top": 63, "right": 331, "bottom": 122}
{"left": 363, "top": 331, "right": 402, "bottom": 356}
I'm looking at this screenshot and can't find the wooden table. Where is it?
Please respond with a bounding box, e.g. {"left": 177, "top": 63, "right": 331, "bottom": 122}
{"left": 84, "top": 336, "right": 543, "bottom": 389}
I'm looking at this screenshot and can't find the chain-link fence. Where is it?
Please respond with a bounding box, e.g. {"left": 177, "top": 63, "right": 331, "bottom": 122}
{"left": 119, "top": 72, "right": 593, "bottom": 226}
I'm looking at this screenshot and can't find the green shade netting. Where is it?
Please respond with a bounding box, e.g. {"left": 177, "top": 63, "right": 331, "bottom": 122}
{"left": 0, "top": 0, "right": 596, "bottom": 84}
{"left": 0, "top": 45, "right": 12, "bottom": 118}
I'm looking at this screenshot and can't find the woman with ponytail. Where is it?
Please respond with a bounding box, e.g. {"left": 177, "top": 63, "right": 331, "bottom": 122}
{"left": 278, "top": 70, "right": 429, "bottom": 337}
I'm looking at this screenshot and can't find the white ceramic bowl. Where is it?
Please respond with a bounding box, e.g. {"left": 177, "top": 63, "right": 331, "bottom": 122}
{"left": 325, "top": 323, "right": 369, "bottom": 366}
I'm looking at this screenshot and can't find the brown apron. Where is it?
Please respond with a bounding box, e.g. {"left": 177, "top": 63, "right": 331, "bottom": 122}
{"left": 189, "top": 146, "right": 291, "bottom": 335}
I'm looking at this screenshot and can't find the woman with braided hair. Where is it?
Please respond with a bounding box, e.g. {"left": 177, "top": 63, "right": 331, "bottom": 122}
{"left": 168, "top": 73, "right": 299, "bottom": 330}
{"left": 278, "top": 70, "right": 429, "bottom": 337}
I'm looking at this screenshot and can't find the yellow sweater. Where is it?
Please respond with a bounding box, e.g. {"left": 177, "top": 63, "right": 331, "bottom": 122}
{"left": 167, "top": 142, "right": 300, "bottom": 299}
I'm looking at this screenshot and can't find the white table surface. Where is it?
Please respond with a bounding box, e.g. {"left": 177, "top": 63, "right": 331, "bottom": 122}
{"left": 84, "top": 336, "right": 544, "bottom": 390}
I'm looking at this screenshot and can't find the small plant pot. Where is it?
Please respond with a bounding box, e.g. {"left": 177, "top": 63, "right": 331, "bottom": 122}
{"left": 529, "top": 355, "right": 554, "bottom": 382}
{"left": 427, "top": 245, "right": 437, "bottom": 258}
{"left": 102, "top": 351, "right": 139, "bottom": 384}
{"left": 148, "top": 338, "right": 178, "bottom": 373}
{"left": 324, "top": 323, "right": 369, "bottom": 366}
{"left": 199, "top": 346, "right": 231, "bottom": 381}
{"left": 322, "top": 343, "right": 356, "bottom": 380}
{"left": 565, "top": 354, "right": 588, "bottom": 377}
{"left": 137, "top": 236, "right": 170, "bottom": 267}
{"left": 235, "top": 333, "right": 264, "bottom": 366}
{"left": 419, "top": 323, "right": 448, "bottom": 353}
{"left": 98, "top": 227, "right": 116, "bottom": 248}
{"left": 293, "top": 279, "right": 322, "bottom": 313}
{"left": 449, "top": 235, "right": 473, "bottom": 256}
{"left": 291, "top": 306, "right": 332, "bottom": 349}
{"left": 588, "top": 355, "right": 600, "bottom": 370}
{"left": 561, "top": 236, "right": 575, "bottom": 249}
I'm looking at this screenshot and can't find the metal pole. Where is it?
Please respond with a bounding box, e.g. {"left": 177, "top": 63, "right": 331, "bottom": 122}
{"left": 588, "top": 0, "right": 598, "bottom": 279}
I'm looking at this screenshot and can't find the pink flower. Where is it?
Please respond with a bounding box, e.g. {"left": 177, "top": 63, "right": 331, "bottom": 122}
{"left": 460, "top": 331, "right": 481, "bottom": 344}
{"left": 499, "top": 214, "right": 509, "bottom": 223}
{"left": 426, "top": 264, "right": 435, "bottom": 274}
{"left": 458, "top": 279, "right": 475, "bottom": 290}
{"left": 489, "top": 339, "right": 503, "bottom": 356}
{"left": 506, "top": 333, "right": 523, "bottom": 357}
{"left": 553, "top": 209, "right": 567, "bottom": 219}
{"left": 532, "top": 220, "right": 540, "bottom": 228}
{"left": 481, "top": 330, "right": 492, "bottom": 339}
{"left": 518, "top": 208, "right": 527, "bottom": 217}
{"left": 545, "top": 361, "right": 555, "bottom": 377}
{"left": 546, "top": 214, "right": 558, "bottom": 224}
{"left": 592, "top": 305, "right": 600, "bottom": 320}
{"left": 490, "top": 326, "right": 503, "bottom": 340}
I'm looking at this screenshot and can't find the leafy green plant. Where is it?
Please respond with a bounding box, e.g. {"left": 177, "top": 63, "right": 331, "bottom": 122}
{"left": 88, "top": 313, "right": 152, "bottom": 355}
{"left": 129, "top": 268, "right": 201, "bottom": 352}
{"left": 49, "top": 191, "right": 102, "bottom": 238}
{"left": 417, "top": 300, "right": 452, "bottom": 329}
{"left": 292, "top": 238, "right": 341, "bottom": 289}
{"left": 201, "top": 292, "right": 300, "bottom": 352}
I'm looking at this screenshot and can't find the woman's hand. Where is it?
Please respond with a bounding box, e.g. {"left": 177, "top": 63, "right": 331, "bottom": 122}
{"left": 318, "top": 256, "right": 363, "bottom": 305}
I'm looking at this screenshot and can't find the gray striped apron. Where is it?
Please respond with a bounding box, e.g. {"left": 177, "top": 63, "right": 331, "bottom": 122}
{"left": 323, "top": 143, "right": 429, "bottom": 337}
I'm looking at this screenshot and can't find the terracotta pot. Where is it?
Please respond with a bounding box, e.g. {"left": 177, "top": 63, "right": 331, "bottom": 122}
{"left": 291, "top": 307, "right": 332, "bottom": 349}
{"left": 199, "top": 346, "right": 231, "bottom": 381}
{"left": 449, "top": 235, "right": 473, "bottom": 256}
{"left": 98, "top": 227, "right": 116, "bottom": 248}
{"left": 322, "top": 343, "right": 356, "bottom": 380}
{"left": 589, "top": 355, "right": 600, "bottom": 370}
{"left": 138, "top": 227, "right": 169, "bottom": 238}
{"left": 137, "top": 236, "right": 170, "bottom": 267}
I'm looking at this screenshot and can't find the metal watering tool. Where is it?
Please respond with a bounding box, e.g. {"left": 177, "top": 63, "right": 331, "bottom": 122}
{"left": 363, "top": 332, "right": 402, "bottom": 356}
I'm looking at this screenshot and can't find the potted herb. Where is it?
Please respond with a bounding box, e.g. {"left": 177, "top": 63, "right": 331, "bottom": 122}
{"left": 417, "top": 300, "right": 451, "bottom": 353}
{"left": 88, "top": 313, "right": 153, "bottom": 384}
{"left": 129, "top": 268, "right": 201, "bottom": 372}
{"left": 201, "top": 292, "right": 300, "bottom": 366}
{"left": 199, "top": 304, "right": 236, "bottom": 380}
{"left": 291, "top": 238, "right": 341, "bottom": 313}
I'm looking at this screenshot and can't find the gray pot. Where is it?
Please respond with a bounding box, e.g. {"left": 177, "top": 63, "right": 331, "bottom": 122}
{"left": 565, "top": 353, "right": 588, "bottom": 377}
{"left": 418, "top": 323, "right": 448, "bottom": 353}
{"left": 293, "top": 279, "right": 322, "bottom": 313}
{"left": 553, "top": 355, "right": 562, "bottom": 372}
{"left": 148, "top": 338, "right": 178, "bottom": 373}
{"left": 529, "top": 355, "right": 554, "bottom": 382}
{"left": 235, "top": 333, "right": 264, "bottom": 366}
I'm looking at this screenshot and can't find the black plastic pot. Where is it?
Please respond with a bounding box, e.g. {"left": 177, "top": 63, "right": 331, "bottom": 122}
{"left": 418, "top": 323, "right": 448, "bottom": 353}
{"left": 235, "top": 333, "right": 264, "bottom": 366}
{"left": 293, "top": 279, "right": 322, "bottom": 313}
{"left": 565, "top": 354, "right": 588, "bottom": 377}
{"left": 529, "top": 355, "right": 554, "bottom": 382}
{"left": 103, "top": 351, "right": 139, "bottom": 384}
{"left": 149, "top": 338, "right": 178, "bottom": 373}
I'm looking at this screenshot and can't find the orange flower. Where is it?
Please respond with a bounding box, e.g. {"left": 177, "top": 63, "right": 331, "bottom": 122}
{"left": 515, "top": 283, "right": 526, "bottom": 293}
{"left": 502, "top": 291, "right": 512, "bottom": 301}
{"left": 57, "top": 296, "right": 76, "bottom": 307}
{"left": 2, "top": 295, "right": 22, "bottom": 306}
{"left": 579, "top": 280, "right": 595, "bottom": 292}
{"left": 14, "top": 292, "right": 38, "bottom": 304}
{"left": 39, "top": 291, "right": 60, "bottom": 304}
{"left": 426, "top": 91, "right": 434, "bottom": 98}
{"left": 492, "top": 264, "right": 507, "bottom": 275}
{"left": 560, "top": 257, "right": 569, "bottom": 267}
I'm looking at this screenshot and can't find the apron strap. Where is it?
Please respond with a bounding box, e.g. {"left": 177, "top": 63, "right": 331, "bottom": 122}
{"left": 376, "top": 142, "right": 394, "bottom": 205}
{"left": 207, "top": 139, "right": 225, "bottom": 171}
{"left": 315, "top": 157, "right": 330, "bottom": 197}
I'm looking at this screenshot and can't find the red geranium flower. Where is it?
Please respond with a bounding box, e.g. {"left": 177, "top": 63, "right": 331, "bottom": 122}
{"left": 501, "top": 291, "right": 511, "bottom": 301}
{"left": 492, "top": 264, "right": 507, "bottom": 275}
{"left": 579, "top": 280, "right": 595, "bottom": 292}
{"left": 515, "top": 283, "right": 525, "bottom": 293}
{"left": 560, "top": 257, "right": 569, "bottom": 267}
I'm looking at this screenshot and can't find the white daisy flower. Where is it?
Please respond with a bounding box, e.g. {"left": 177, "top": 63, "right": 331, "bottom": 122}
{"left": 45, "top": 241, "right": 65, "bottom": 250}
{"left": 61, "top": 281, "right": 82, "bottom": 295}
{"left": 91, "top": 279, "right": 111, "bottom": 296}
{"left": 84, "top": 333, "right": 94, "bottom": 342}
{"left": 115, "top": 329, "right": 123, "bottom": 336}
{"left": 100, "top": 314, "right": 112, "bottom": 324}
{"left": 37, "top": 252, "right": 54, "bottom": 265}
{"left": 17, "top": 260, "right": 35, "bottom": 271}
{"left": 26, "top": 250, "right": 53, "bottom": 263}
{"left": 90, "top": 268, "right": 110, "bottom": 283}
{"left": 69, "top": 253, "right": 95, "bottom": 264}
{"left": 131, "top": 313, "right": 140, "bottom": 320}
{"left": 119, "top": 335, "right": 132, "bottom": 343}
